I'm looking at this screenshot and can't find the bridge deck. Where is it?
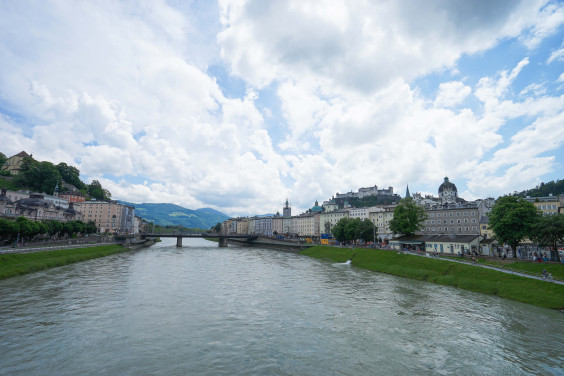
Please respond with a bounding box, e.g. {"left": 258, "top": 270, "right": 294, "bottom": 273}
{"left": 141, "top": 233, "right": 256, "bottom": 239}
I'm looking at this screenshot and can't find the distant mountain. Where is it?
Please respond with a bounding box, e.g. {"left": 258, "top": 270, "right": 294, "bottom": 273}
{"left": 120, "top": 202, "right": 230, "bottom": 229}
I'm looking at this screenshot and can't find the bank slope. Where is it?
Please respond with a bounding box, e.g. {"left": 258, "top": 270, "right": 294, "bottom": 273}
{"left": 0, "top": 245, "right": 128, "bottom": 280}
{"left": 300, "top": 246, "right": 564, "bottom": 310}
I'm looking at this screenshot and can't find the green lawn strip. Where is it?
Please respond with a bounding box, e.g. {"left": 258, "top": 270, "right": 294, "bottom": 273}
{"left": 300, "top": 246, "right": 564, "bottom": 310}
{"left": 0, "top": 245, "right": 129, "bottom": 280}
{"left": 479, "top": 260, "right": 564, "bottom": 280}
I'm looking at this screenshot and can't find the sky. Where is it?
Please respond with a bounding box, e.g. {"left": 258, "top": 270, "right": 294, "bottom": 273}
{"left": 1, "top": 0, "right": 564, "bottom": 217}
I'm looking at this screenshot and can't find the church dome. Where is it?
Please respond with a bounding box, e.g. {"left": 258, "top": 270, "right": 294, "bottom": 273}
{"left": 311, "top": 200, "right": 323, "bottom": 212}
{"left": 16, "top": 194, "right": 50, "bottom": 208}
{"left": 438, "top": 177, "right": 457, "bottom": 193}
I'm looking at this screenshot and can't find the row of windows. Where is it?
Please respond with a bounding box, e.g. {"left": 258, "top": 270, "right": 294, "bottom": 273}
{"left": 428, "top": 218, "right": 476, "bottom": 224}
{"left": 426, "top": 226, "right": 477, "bottom": 232}
{"left": 537, "top": 205, "right": 557, "bottom": 210}
{"left": 429, "top": 211, "right": 476, "bottom": 217}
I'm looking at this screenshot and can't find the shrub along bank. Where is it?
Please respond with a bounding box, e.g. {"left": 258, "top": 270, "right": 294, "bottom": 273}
{"left": 0, "top": 245, "right": 129, "bottom": 280}
{"left": 300, "top": 246, "right": 564, "bottom": 310}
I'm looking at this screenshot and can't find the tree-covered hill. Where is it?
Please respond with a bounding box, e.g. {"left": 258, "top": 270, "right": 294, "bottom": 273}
{"left": 512, "top": 179, "right": 564, "bottom": 198}
{"left": 119, "top": 202, "right": 230, "bottom": 230}
{"left": 0, "top": 152, "right": 110, "bottom": 200}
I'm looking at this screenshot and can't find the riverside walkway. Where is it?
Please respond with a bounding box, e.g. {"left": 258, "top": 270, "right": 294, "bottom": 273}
{"left": 402, "top": 250, "right": 564, "bottom": 285}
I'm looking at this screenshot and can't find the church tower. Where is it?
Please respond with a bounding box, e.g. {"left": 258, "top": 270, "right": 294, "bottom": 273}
{"left": 438, "top": 177, "right": 458, "bottom": 204}
{"left": 283, "top": 199, "right": 291, "bottom": 218}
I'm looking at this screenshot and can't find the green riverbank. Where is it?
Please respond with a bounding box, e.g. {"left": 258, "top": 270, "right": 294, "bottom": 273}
{"left": 300, "top": 246, "right": 564, "bottom": 310}
{"left": 0, "top": 245, "right": 129, "bottom": 280}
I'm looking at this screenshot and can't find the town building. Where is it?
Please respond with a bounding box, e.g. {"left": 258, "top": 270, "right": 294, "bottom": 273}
{"left": 59, "top": 191, "right": 86, "bottom": 204}
{"left": 1, "top": 151, "right": 31, "bottom": 175}
{"left": 272, "top": 214, "right": 283, "bottom": 235}
{"left": 0, "top": 189, "right": 80, "bottom": 222}
{"left": 416, "top": 177, "right": 490, "bottom": 236}
{"left": 335, "top": 185, "right": 394, "bottom": 200}
{"left": 389, "top": 234, "right": 481, "bottom": 255}
{"left": 253, "top": 216, "right": 273, "bottom": 236}
{"left": 76, "top": 200, "right": 135, "bottom": 234}
{"left": 319, "top": 209, "right": 349, "bottom": 236}
{"left": 368, "top": 205, "right": 396, "bottom": 242}
{"left": 523, "top": 195, "right": 561, "bottom": 216}
{"left": 322, "top": 199, "right": 339, "bottom": 212}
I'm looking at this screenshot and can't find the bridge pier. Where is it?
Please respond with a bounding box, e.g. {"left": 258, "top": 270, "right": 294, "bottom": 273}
{"left": 218, "top": 238, "right": 228, "bottom": 247}
{"left": 176, "top": 237, "right": 182, "bottom": 247}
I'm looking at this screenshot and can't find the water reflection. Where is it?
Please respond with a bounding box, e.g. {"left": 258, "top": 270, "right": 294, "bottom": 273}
{"left": 0, "top": 239, "right": 563, "bottom": 376}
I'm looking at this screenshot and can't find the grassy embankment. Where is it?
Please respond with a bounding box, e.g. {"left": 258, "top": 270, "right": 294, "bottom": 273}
{"left": 300, "top": 246, "right": 564, "bottom": 310}
{"left": 0, "top": 245, "right": 128, "bottom": 280}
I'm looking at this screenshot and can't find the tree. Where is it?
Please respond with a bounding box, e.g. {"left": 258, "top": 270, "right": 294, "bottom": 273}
{"left": 331, "top": 217, "right": 376, "bottom": 243}
{"left": 358, "top": 218, "right": 377, "bottom": 243}
{"left": 0, "top": 218, "right": 19, "bottom": 242}
{"left": 87, "top": 180, "right": 111, "bottom": 200}
{"left": 331, "top": 218, "right": 348, "bottom": 243}
{"left": 530, "top": 215, "right": 564, "bottom": 262}
{"left": 13, "top": 159, "right": 61, "bottom": 194}
{"left": 389, "top": 198, "right": 427, "bottom": 237}
{"left": 213, "top": 222, "right": 222, "bottom": 233}
{"left": 86, "top": 220, "right": 97, "bottom": 234}
{"left": 56, "top": 163, "right": 87, "bottom": 190}
{"left": 488, "top": 196, "right": 541, "bottom": 258}
{"left": 0, "top": 152, "right": 7, "bottom": 167}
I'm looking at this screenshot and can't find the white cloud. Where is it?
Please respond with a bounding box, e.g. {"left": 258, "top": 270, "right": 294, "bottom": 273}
{"left": 1, "top": 1, "right": 563, "bottom": 217}
{"left": 434, "top": 81, "right": 472, "bottom": 108}
{"left": 217, "top": 0, "right": 553, "bottom": 93}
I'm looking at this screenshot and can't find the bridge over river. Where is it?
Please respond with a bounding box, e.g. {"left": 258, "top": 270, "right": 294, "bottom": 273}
{"left": 141, "top": 233, "right": 257, "bottom": 247}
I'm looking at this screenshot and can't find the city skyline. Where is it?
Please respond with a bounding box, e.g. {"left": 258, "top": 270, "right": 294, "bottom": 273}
{"left": 1, "top": 1, "right": 563, "bottom": 217}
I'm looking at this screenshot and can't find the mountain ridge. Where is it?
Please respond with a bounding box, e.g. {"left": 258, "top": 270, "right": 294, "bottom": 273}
{"left": 119, "top": 201, "right": 230, "bottom": 229}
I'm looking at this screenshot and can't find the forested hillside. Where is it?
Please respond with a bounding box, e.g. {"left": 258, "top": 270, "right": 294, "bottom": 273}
{"left": 0, "top": 151, "right": 111, "bottom": 200}
{"left": 119, "top": 202, "right": 230, "bottom": 229}
{"left": 513, "top": 180, "right": 564, "bottom": 198}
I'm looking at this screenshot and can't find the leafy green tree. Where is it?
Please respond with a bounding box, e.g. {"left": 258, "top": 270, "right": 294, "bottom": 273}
{"left": 332, "top": 217, "right": 376, "bottom": 243}
{"left": 16, "top": 217, "right": 39, "bottom": 240}
{"left": 530, "top": 215, "right": 564, "bottom": 262}
{"left": 56, "top": 163, "right": 87, "bottom": 190}
{"left": 87, "top": 180, "right": 111, "bottom": 200}
{"left": 358, "top": 218, "right": 377, "bottom": 242}
{"left": 213, "top": 222, "right": 222, "bottom": 232}
{"left": 86, "top": 220, "right": 97, "bottom": 234}
{"left": 13, "top": 159, "right": 61, "bottom": 194}
{"left": 488, "top": 196, "right": 541, "bottom": 258}
{"left": 331, "top": 218, "right": 348, "bottom": 243}
{"left": 0, "top": 218, "right": 19, "bottom": 242}
{"left": 0, "top": 152, "right": 7, "bottom": 167}
{"left": 44, "top": 220, "right": 64, "bottom": 237}
{"left": 389, "top": 198, "right": 427, "bottom": 237}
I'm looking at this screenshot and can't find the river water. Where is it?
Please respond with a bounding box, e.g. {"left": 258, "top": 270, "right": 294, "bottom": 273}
{"left": 1, "top": 238, "right": 563, "bottom": 375}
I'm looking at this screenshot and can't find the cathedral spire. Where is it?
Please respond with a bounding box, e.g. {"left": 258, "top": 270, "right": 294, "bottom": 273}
{"left": 405, "top": 184, "right": 411, "bottom": 198}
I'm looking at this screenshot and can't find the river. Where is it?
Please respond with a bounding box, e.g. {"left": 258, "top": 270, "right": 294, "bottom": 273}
{"left": 1, "top": 238, "right": 563, "bottom": 375}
